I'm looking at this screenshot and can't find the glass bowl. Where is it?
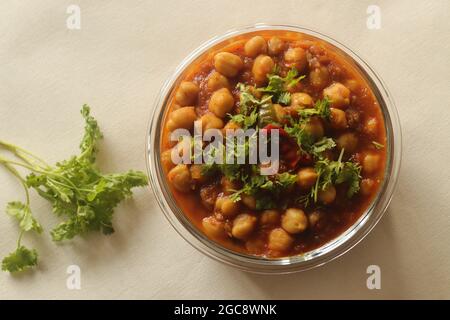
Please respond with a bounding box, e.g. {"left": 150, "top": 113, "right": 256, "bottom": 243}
{"left": 146, "top": 24, "right": 402, "bottom": 274}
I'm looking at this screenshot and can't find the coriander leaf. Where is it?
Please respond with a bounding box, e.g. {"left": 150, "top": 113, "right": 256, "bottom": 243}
{"left": 49, "top": 170, "right": 148, "bottom": 241}
{"left": 258, "top": 68, "right": 305, "bottom": 105}
{"left": 261, "top": 75, "right": 284, "bottom": 95}
{"left": 275, "top": 172, "right": 297, "bottom": 188}
{"left": 79, "top": 104, "right": 103, "bottom": 163}
{"left": 284, "top": 117, "right": 314, "bottom": 153}
{"left": 1, "top": 105, "right": 149, "bottom": 272}
{"left": 230, "top": 84, "right": 272, "bottom": 129}
{"left": 284, "top": 68, "right": 306, "bottom": 88}
{"left": 277, "top": 92, "right": 291, "bottom": 105}
{"left": 336, "top": 162, "right": 362, "bottom": 197}
{"left": 1, "top": 246, "right": 38, "bottom": 273}
{"left": 297, "top": 98, "right": 331, "bottom": 120}
{"left": 310, "top": 137, "right": 336, "bottom": 159}
{"left": 229, "top": 171, "right": 297, "bottom": 209}
{"left": 301, "top": 149, "right": 361, "bottom": 206}
{"left": 6, "top": 201, "right": 42, "bottom": 233}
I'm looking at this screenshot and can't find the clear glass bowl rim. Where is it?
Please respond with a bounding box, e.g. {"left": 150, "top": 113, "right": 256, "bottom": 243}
{"left": 146, "top": 23, "right": 402, "bottom": 274}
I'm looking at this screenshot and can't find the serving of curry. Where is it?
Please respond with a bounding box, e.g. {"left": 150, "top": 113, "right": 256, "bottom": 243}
{"left": 160, "top": 30, "right": 386, "bottom": 258}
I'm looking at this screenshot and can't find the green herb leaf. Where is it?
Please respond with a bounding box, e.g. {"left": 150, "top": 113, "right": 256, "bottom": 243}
{"left": 79, "top": 104, "right": 103, "bottom": 163}
{"left": 230, "top": 171, "right": 297, "bottom": 210}
{"left": 284, "top": 68, "right": 305, "bottom": 88}
{"left": 297, "top": 98, "right": 331, "bottom": 120}
{"left": 310, "top": 138, "right": 336, "bottom": 159}
{"left": 229, "top": 84, "right": 272, "bottom": 129}
{"left": 1, "top": 246, "right": 38, "bottom": 273}
{"left": 277, "top": 92, "right": 291, "bottom": 105}
{"left": 284, "top": 117, "right": 314, "bottom": 154}
{"left": 6, "top": 201, "right": 42, "bottom": 233}
{"left": 258, "top": 68, "right": 305, "bottom": 105}
{"left": 1, "top": 105, "right": 148, "bottom": 272}
{"left": 300, "top": 149, "right": 361, "bottom": 206}
{"left": 335, "top": 162, "right": 362, "bottom": 197}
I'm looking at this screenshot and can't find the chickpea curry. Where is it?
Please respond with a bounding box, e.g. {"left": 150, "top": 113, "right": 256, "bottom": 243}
{"left": 160, "top": 31, "right": 386, "bottom": 258}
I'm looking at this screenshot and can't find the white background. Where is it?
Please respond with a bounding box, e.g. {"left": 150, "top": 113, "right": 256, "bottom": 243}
{"left": 0, "top": 0, "right": 449, "bottom": 299}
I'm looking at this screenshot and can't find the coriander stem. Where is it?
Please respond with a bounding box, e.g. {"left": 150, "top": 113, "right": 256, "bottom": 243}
{"left": 0, "top": 140, "right": 50, "bottom": 168}
{"left": 0, "top": 161, "right": 30, "bottom": 204}
{"left": 17, "top": 230, "right": 24, "bottom": 248}
{"left": 0, "top": 156, "right": 81, "bottom": 194}
{"left": 0, "top": 156, "right": 40, "bottom": 172}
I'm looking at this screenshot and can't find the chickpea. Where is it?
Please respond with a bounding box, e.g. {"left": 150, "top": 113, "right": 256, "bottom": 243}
{"left": 362, "top": 152, "right": 380, "bottom": 174}
{"left": 268, "top": 36, "right": 284, "bottom": 55}
{"left": 245, "top": 238, "right": 265, "bottom": 254}
{"left": 363, "top": 117, "right": 378, "bottom": 136}
{"left": 318, "top": 185, "right": 336, "bottom": 205}
{"left": 174, "top": 136, "right": 192, "bottom": 159}
{"left": 337, "top": 132, "right": 358, "bottom": 154}
{"left": 166, "top": 106, "right": 197, "bottom": 131}
{"left": 252, "top": 55, "right": 275, "bottom": 85}
{"left": 208, "top": 88, "right": 234, "bottom": 118}
{"left": 290, "top": 92, "right": 313, "bottom": 109}
{"left": 268, "top": 228, "right": 294, "bottom": 252}
{"left": 244, "top": 36, "right": 267, "bottom": 58}
{"left": 284, "top": 47, "right": 307, "bottom": 71}
{"left": 309, "top": 66, "right": 330, "bottom": 90}
{"left": 161, "top": 149, "right": 175, "bottom": 173}
{"left": 200, "top": 184, "right": 220, "bottom": 210}
{"left": 304, "top": 117, "right": 324, "bottom": 139}
{"left": 175, "top": 81, "right": 199, "bottom": 106}
{"left": 202, "top": 216, "right": 226, "bottom": 239}
{"left": 308, "top": 211, "right": 322, "bottom": 228}
{"left": 323, "top": 82, "right": 350, "bottom": 109}
{"left": 214, "top": 52, "right": 243, "bottom": 77}
{"left": 360, "top": 178, "right": 375, "bottom": 196}
{"left": 200, "top": 112, "right": 224, "bottom": 131}
{"left": 241, "top": 194, "right": 256, "bottom": 209}
{"left": 167, "top": 164, "right": 192, "bottom": 192}
{"left": 281, "top": 208, "right": 308, "bottom": 234}
{"left": 215, "top": 196, "right": 240, "bottom": 217}
{"left": 273, "top": 104, "right": 287, "bottom": 123}
{"left": 345, "top": 108, "right": 361, "bottom": 128}
{"left": 330, "top": 108, "right": 348, "bottom": 130}
{"left": 207, "top": 71, "right": 230, "bottom": 92}
{"left": 345, "top": 79, "right": 360, "bottom": 92}
{"left": 231, "top": 213, "right": 257, "bottom": 240}
{"left": 297, "top": 167, "right": 318, "bottom": 190}
{"left": 190, "top": 164, "right": 207, "bottom": 184}
{"left": 260, "top": 210, "right": 280, "bottom": 226}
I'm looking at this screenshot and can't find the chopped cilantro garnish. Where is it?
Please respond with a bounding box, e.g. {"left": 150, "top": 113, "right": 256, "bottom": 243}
{"left": 258, "top": 67, "right": 306, "bottom": 105}
{"left": 299, "top": 149, "right": 362, "bottom": 206}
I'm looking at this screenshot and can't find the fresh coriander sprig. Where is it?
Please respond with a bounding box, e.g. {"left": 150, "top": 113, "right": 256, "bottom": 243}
{"left": 229, "top": 170, "right": 298, "bottom": 210}
{"left": 0, "top": 105, "right": 148, "bottom": 273}
{"left": 228, "top": 84, "right": 272, "bottom": 129}
{"left": 298, "top": 149, "right": 362, "bottom": 206}
{"left": 284, "top": 98, "right": 333, "bottom": 155}
{"left": 258, "top": 68, "right": 306, "bottom": 105}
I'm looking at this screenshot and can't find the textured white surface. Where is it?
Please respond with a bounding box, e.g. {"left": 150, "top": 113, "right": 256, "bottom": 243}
{"left": 0, "top": 0, "right": 449, "bottom": 299}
